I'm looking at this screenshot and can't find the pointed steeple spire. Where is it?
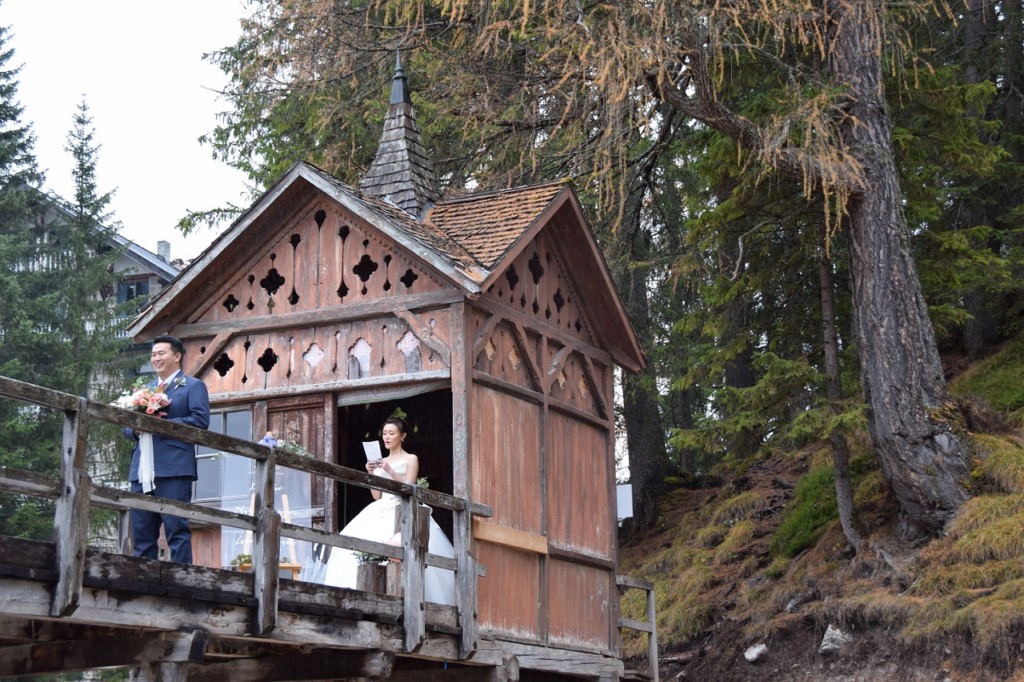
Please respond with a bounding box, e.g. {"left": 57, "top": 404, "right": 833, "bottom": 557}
{"left": 360, "top": 52, "right": 437, "bottom": 219}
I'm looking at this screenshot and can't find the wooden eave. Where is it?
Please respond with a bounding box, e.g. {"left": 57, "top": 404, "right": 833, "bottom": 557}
{"left": 128, "top": 162, "right": 486, "bottom": 341}
{"left": 478, "top": 187, "right": 646, "bottom": 373}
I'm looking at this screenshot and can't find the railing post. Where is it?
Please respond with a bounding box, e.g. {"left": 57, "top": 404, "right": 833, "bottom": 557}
{"left": 647, "top": 584, "right": 659, "bottom": 681}
{"left": 251, "top": 449, "right": 280, "bottom": 636}
{"left": 399, "top": 490, "right": 427, "bottom": 653}
{"left": 51, "top": 397, "right": 90, "bottom": 617}
{"left": 118, "top": 510, "right": 132, "bottom": 555}
{"left": 454, "top": 504, "right": 478, "bottom": 658}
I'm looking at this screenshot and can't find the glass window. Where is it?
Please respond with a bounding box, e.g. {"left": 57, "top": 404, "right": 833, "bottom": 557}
{"left": 195, "top": 409, "right": 253, "bottom": 505}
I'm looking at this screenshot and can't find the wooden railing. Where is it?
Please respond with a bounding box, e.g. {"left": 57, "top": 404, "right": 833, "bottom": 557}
{"left": 0, "top": 375, "right": 491, "bottom": 658}
{"left": 617, "top": 574, "right": 658, "bottom": 680}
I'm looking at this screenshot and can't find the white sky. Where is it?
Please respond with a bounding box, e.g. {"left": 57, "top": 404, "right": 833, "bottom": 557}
{"left": 3, "top": 0, "right": 252, "bottom": 262}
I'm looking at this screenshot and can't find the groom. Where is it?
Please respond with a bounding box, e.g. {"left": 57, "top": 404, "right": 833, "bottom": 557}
{"left": 125, "top": 334, "right": 210, "bottom": 563}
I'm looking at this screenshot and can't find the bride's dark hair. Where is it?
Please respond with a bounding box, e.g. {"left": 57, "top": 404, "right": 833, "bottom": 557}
{"left": 382, "top": 416, "right": 408, "bottom": 436}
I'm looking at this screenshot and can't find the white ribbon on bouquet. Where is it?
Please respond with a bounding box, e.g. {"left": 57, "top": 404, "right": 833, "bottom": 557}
{"left": 139, "top": 432, "right": 156, "bottom": 493}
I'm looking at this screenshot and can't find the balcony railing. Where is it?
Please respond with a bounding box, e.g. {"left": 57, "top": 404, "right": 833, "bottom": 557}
{"left": 0, "top": 374, "right": 491, "bottom": 658}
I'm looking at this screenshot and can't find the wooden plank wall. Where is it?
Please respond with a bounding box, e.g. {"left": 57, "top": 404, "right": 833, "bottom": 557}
{"left": 545, "top": 412, "right": 612, "bottom": 557}
{"left": 469, "top": 222, "right": 621, "bottom": 653}
{"left": 546, "top": 412, "right": 614, "bottom": 650}
{"left": 471, "top": 386, "right": 543, "bottom": 638}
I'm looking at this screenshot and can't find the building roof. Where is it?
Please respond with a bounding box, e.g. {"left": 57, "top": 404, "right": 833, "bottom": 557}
{"left": 427, "top": 181, "right": 568, "bottom": 270}
{"left": 109, "top": 232, "right": 179, "bottom": 282}
{"left": 128, "top": 161, "right": 644, "bottom": 371}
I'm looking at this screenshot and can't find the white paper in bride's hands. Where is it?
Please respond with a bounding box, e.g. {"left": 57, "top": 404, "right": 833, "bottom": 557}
{"left": 362, "top": 440, "right": 383, "bottom": 462}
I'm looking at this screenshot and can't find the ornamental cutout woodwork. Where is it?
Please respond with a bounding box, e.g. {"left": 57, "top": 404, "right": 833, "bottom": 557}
{"left": 191, "top": 315, "right": 452, "bottom": 395}
{"left": 303, "top": 343, "right": 325, "bottom": 369}
{"left": 349, "top": 338, "right": 372, "bottom": 379}
{"left": 191, "top": 202, "right": 442, "bottom": 325}
{"left": 397, "top": 331, "right": 422, "bottom": 373}
{"left": 484, "top": 231, "right": 595, "bottom": 346}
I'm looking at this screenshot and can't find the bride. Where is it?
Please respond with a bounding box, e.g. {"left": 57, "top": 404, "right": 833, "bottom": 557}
{"left": 322, "top": 417, "right": 456, "bottom": 605}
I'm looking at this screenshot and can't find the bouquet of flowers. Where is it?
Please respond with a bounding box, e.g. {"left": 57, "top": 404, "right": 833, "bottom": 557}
{"left": 112, "top": 383, "right": 171, "bottom": 416}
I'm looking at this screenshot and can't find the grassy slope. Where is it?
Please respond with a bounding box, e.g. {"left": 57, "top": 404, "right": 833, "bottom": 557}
{"left": 618, "top": 341, "right": 1024, "bottom": 681}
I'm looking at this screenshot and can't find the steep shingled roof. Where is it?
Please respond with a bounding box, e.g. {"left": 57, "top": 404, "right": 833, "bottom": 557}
{"left": 359, "top": 54, "right": 437, "bottom": 219}
{"left": 426, "top": 181, "right": 568, "bottom": 270}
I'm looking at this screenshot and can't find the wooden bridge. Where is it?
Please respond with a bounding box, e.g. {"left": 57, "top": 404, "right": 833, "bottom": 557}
{"left": 0, "top": 376, "right": 656, "bottom": 681}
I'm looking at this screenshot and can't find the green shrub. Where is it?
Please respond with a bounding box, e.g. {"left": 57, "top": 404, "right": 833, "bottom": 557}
{"left": 770, "top": 465, "right": 838, "bottom": 557}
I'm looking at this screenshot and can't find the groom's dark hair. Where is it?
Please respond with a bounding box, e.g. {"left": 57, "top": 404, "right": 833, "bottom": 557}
{"left": 152, "top": 334, "right": 186, "bottom": 357}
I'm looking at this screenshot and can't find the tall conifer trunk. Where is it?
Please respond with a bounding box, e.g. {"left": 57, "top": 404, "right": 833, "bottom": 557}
{"left": 828, "top": 0, "right": 969, "bottom": 539}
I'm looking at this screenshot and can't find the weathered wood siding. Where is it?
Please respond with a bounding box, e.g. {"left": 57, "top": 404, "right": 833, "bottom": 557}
{"left": 476, "top": 543, "right": 541, "bottom": 638}
{"left": 468, "top": 217, "right": 620, "bottom": 650}
{"left": 470, "top": 387, "right": 542, "bottom": 533}
{"left": 545, "top": 411, "right": 612, "bottom": 557}
{"left": 547, "top": 559, "right": 612, "bottom": 649}
{"left": 546, "top": 411, "right": 614, "bottom": 650}
{"left": 471, "top": 386, "right": 543, "bottom": 635}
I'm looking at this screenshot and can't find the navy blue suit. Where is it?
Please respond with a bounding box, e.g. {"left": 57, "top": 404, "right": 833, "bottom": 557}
{"left": 125, "top": 374, "right": 210, "bottom": 563}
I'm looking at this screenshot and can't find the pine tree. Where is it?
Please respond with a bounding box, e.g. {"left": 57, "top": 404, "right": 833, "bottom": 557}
{"left": 54, "top": 99, "right": 126, "bottom": 398}
{"left": 0, "top": 21, "right": 58, "bottom": 539}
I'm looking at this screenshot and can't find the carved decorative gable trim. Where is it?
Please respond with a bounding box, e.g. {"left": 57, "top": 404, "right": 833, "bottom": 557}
{"left": 482, "top": 231, "right": 596, "bottom": 347}
{"left": 191, "top": 201, "right": 445, "bottom": 326}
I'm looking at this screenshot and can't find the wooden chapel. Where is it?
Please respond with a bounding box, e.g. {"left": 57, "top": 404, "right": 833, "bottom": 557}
{"left": 126, "top": 56, "right": 648, "bottom": 679}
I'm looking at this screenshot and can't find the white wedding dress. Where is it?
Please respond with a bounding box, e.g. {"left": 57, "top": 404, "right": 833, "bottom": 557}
{"left": 322, "top": 461, "right": 456, "bottom": 605}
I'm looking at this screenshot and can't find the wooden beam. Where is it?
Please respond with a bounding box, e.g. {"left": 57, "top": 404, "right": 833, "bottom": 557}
{"left": 581, "top": 354, "right": 609, "bottom": 420}
{"left": 545, "top": 344, "right": 572, "bottom": 395}
{"left": 0, "top": 630, "right": 209, "bottom": 677}
{"left": 510, "top": 322, "right": 543, "bottom": 392}
{"left": 546, "top": 544, "right": 615, "bottom": 571}
{"left": 387, "top": 658, "right": 518, "bottom": 681}
{"left": 454, "top": 509, "right": 479, "bottom": 660}
{"left": 251, "top": 447, "right": 280, "bottom": 635}
{"left": 184, "top": 650, "right": 395, "bottom": 682}
{"left": 471, "top": 313, "right": 501, "bottom": 356}
{"left": 548, "top": 396, "right": 613, "bottom": 431}
{"left": 0, "top": 466, "right": 60, "bottom": 498}
{"left": 615, "top": 575, "right": 654, "bottom": 591}
{"left": 172, "top": 290, "right": 464, "bottom": 339}
{"left": 51, "top": 399, "right": 90, "bottom": 617}
{"left": 472, "top": 519, "right": 547, "bottom": 555}
{"left": 0, "top": 375, "right": 79, "bottom": 411}
{"left": 471, "top": 638, "right": 623, "bottom": 678}
{"left": 212, "top": 368, "right": 451, "bottom": 405}
{"left": 189, "top": 330, "right": 233, "bottom": 378}
{"left": 618, "top": 618, "right": 653, "bottom": 634}
{"left": 400, "top": 496, "right": 429, "bottom": 653}
{"left": 473, "top": 298, "right": 614, "bottom": 368}
{"left": 393, "top": 307, "right": 452, "bottom": 368}
{"left": 472, "top": 371, "right": 544, "bottom": 406}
